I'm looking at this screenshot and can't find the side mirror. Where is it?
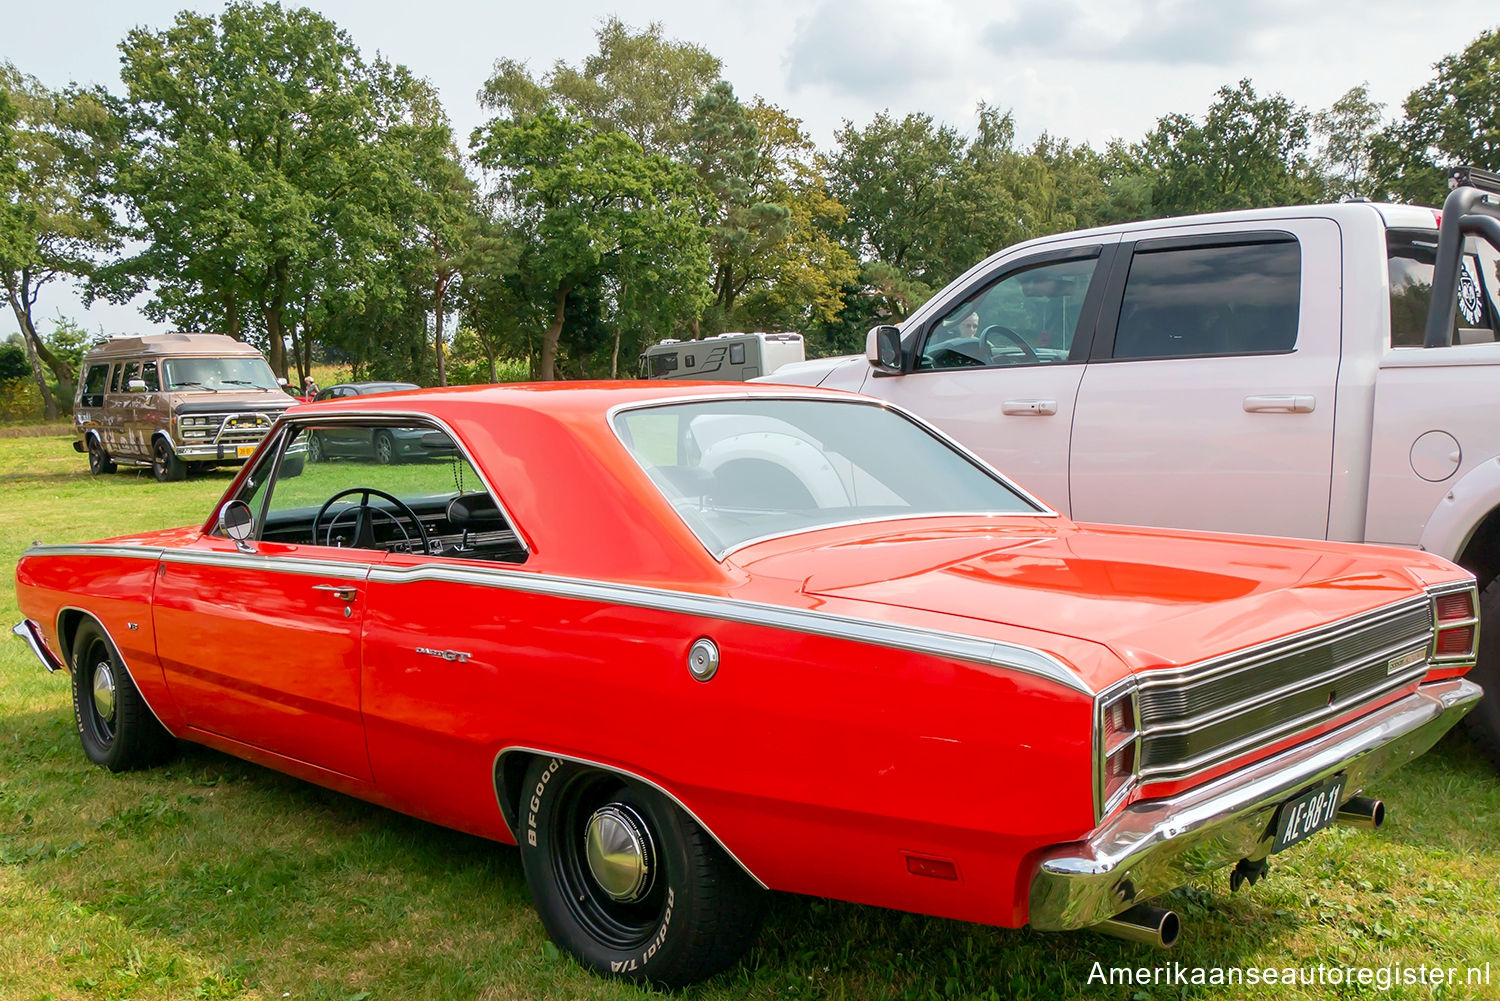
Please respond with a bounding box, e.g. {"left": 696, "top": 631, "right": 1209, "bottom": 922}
{"left": 217, "top": 499, "right": 256, "bottom": 553}
{"left": 276, "top": 377, "right": 288, "bottom": 387}
{"left": 127, "top": 378, "right": 148, "bottom": 393}
{"left": 866, "top": 325, "right": 904, "bottom": 374}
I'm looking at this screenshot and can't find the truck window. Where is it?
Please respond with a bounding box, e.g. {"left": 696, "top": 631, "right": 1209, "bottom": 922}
{"left": 920, "top": 255, "right": 1098, "bottom": 370}
{"left": 1388, "top": 229, "right": 1500, "bottom": 347}
{"left": 141, "top": 361, "right": 160, "bottom": 391}
{"left": 1112, "top": 239, "right": 1301, "bottom": 359}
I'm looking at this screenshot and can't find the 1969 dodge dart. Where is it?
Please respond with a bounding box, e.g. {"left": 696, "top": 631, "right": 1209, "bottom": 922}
{"left": 12, "top": 383, "right": 1484, "bottom": 985}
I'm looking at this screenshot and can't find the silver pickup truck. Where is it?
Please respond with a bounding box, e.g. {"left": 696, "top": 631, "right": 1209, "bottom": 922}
{"left": 768, "top": 167, "right": 1500, "bottom": 766}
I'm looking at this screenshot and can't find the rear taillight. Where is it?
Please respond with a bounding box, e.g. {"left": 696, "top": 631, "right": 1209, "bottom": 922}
{"left": 1431, "top": 585, "right": 1479, "bottom": 665}
{"left": 1096, "top": 688, "right": 1139, "bottom": 819}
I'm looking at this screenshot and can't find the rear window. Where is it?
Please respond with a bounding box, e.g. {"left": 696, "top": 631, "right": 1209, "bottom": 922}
{"left": 1112, "top": 239, "right": 1301, "bottom": 359}
{"left": 1388, "top": 229, "right": 1500, "bottom": 347}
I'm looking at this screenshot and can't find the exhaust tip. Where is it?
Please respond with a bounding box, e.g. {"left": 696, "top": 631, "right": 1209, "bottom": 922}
{"left": 1096, "top": 903, "right": 1180, "bottom": 949}
{"left": 1336, "top": 796, "right": 1385, "bottom": 830}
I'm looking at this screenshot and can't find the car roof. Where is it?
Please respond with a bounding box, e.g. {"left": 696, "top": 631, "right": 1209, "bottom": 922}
{"left": 82, "top": 333, "right": 264, "bottom": 360}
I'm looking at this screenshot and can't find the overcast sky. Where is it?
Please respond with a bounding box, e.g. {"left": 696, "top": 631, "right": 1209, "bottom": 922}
{"left": 5, "top": 0, "right": 1497, "bottom": 339}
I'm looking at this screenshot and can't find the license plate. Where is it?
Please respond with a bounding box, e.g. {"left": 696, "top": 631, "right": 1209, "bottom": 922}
{"left": 236, "top": 444, "right": 256, "bottom": 458}
{"left": 1272, "top": 774, "right": 1345, "bottom": 853}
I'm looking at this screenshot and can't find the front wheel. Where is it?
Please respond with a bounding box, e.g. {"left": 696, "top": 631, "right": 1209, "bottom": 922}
{"left": 1466, "top": 578, "right": 1500, "bottom": 769}
{"left": 152, "top": 438, "right": 186, "bottom": 482}
{"left": 70, "top": 620, "right": 175, "bottom": 772}
{"left": 518, "top": 758, "right": 764, "bottom": 987}
{"left": 87, "top": 438, "right": 116, "bottom": 475}
{"left": 373, "top": 430, "right": 396, "bottom": 465}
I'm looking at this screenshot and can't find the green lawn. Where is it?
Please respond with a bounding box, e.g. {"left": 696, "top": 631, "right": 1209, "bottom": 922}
{"left": 1, "top": 433, "right": 1498, "bottom": 1000}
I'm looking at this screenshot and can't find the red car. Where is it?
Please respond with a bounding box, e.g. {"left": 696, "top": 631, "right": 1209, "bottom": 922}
{"left": 12, "top": 383, "right": 1483, "bottom": 986}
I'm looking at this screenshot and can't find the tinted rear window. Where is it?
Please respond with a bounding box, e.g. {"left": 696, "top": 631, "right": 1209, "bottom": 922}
{"left": 1388, "top": 229, "right": 1500, "bottom": 347}
{"left": 1113, "top": 240, "right": 1301, "bottom": 359}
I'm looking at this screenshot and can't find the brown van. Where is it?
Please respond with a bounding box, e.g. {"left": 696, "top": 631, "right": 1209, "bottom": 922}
{"left": 73, "top": 333, "right": 295, "bottom": 482}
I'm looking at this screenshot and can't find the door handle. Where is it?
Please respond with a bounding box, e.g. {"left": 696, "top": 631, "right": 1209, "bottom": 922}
{"left": 312, "top": 584, "right": 358, "bottom": 602}
{"left": 1243, "top": 394, "right": 1316, "bottom": 414}
{"left": 1001, "top": 399, "right": 1058, "bottom": 416}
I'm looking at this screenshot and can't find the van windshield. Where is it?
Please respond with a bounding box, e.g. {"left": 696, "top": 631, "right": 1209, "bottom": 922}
{"left": 162, "top": 356, "right": 281, "bottom": 391}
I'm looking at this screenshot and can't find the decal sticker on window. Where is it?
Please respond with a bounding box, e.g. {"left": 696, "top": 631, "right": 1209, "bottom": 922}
{"left": 1458, "top": 257, "right": 1486, "bottom": 327}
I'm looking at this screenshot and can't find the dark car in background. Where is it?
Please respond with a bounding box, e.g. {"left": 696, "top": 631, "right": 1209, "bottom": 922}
{"left": 307, "top": 382, "right": 422, "bottom": 464}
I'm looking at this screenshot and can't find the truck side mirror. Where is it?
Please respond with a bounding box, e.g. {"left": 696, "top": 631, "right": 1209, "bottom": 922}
{"left": 866, "top": 325, "right": 904, "bottom": 374}
{"left": 126, "top": 378, "right": 148, "bottom": 393}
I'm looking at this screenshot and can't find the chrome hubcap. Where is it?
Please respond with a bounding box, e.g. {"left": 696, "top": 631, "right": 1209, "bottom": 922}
{"left": 584, "top": 804, "right": 655, "bottom": 902}
{"left": 92, "top": 662, "right": 116, "bottom": 721}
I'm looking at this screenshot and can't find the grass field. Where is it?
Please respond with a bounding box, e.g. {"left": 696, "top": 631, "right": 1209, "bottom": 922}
{"left": 1, "top": 432, "right": 1498, "bottom": 1000}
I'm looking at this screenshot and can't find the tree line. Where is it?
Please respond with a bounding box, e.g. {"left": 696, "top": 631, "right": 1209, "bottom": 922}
{"left": 2, "top": 5, "right": 1497, "bottom": 419}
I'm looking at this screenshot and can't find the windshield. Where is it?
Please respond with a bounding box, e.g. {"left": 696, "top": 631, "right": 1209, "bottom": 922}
{"left": 162, "top": 356, "right": 281, "bottom": 391}
{"left": 613, "top": 398, "right": 1041, "bottom": 556}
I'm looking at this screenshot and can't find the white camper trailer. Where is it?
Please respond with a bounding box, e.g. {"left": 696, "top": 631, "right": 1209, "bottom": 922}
{"left": 638, "top": 331, "right": 805, "bottom": 381}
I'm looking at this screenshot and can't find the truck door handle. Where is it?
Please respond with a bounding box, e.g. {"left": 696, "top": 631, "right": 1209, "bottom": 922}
{"left": 312, "top": 584, "right": 358, "bottom": 602}
{"left": 1002, "top": 399, "right": 1057, "bottom": 416}
{"left": 1243, "top": 394, "right": 1316, "bottom": 414}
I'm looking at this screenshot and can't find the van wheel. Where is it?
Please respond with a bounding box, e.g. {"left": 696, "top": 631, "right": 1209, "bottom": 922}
{"left": 87, "top": 438, "right": 116, "bottom": 475}
{"left": 152, "top": 438, "right": 186, "bottom": 482}
{"left": 1465, "top": 578, "right": 1500, "bottom": 769}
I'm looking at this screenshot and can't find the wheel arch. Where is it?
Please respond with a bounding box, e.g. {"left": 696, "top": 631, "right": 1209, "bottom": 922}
{"left": 493, "top": 747, "right": 767, "bottom": 889}
{"left": 54, "top": 606, "right": 175, "bottom": 737}
{"left": 1419, "top": 461, "right": 1500, "bottom": 589}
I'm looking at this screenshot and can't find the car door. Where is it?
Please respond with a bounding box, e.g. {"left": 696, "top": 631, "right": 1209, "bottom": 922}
{"left": 1068, "top": 219, "right": 1342, "bottom": 538}
{"left": 863, "top": 238, "right": 1121, "bottom": 509}
{"left": 153, "top": 427, "right": 381, "bottom": 779}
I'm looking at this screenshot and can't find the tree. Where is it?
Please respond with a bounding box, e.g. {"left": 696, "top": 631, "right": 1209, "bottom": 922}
{"left": 0, "top": 64, "right": 118, "bottom": 419}
{"left": 107, "top": 3, "right": 433, "bottom": 379}
{"left": 1316, "top": 84, "right": 1385, "bottom": 200}
{"left": 472, "top": 109, "right": 709, "bottom": 381}
{"left": 1374, "top": 29, "right": 1500, "bottom": 205}
{"left": 1140, "top": 79, "right": 1323, "bottom": 216}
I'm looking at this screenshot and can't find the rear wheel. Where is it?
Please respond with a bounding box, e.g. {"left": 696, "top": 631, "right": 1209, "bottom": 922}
{"left": 307, "top": 433, "right": 325, "bottom": 463}
{"left": 1465, "top": 578, "right": 1500, "bottom": 768}
{"left": 70, "top": 620, "right": 175, "bottom": 772}
{"left": 86, "top": 438, "right": 116, "bottom": 475}
{"left": 374, "top": 430, "right": 396, "bottom": 465}
{"left": 152, "top": 438, "right": 186, "bottom": 482}
{"left": 517, "top": 758, "right": 764, "bottom": 987}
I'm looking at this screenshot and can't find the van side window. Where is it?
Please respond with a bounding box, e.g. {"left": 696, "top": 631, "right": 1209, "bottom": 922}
{"left": 80, "top": 364, "right": 110, "bottom": 407}
{"left": 1112, "top": 240, "right": 1301, "bottom": 359}
{"left": 109, "top": 364, "right": 123, "bottom": 393}
{"left": 121, "top": 362, "right": 141, "bottom": 388}
{"left": 141, "top": 361, "right": 160, "bottom": 391}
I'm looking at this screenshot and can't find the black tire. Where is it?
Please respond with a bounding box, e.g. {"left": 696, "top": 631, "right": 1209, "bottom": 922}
{"left": 152, "top": 438, "right": 187, "bottom": 482}
{"left": 307, "top": 433, "right": 324, "bottom": 464}
{"left": 1465, "top": 578, "right": 1500, "bottom": 769}
{"left": 374, "top": 430, "right": 396, "bottom": 465}
{"left": 518, "top": 758, "right": 764, "bottom": 987}
{"left": 87, "top": 437, "right": 116, "bottom": 475}
{"left": 69, "top": 619, "right": 175, "bottom": 772}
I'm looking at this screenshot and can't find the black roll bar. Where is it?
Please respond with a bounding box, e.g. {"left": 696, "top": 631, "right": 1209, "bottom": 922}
{"left": 1422, "top": 167, "right": 1500, "bottom": 348}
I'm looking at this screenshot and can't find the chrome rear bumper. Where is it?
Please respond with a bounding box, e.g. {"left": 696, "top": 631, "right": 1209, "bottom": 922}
{"left": 1028, "top": 677, "right": 1481, "bottom": 931}
{"left": 12, "top": 619, "right": 63, "bottom": 672}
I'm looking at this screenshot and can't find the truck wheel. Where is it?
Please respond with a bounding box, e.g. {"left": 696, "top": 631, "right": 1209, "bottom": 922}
{"left": 1465, "top": 578, "right": 1500, "bottom": 769}
{"left": 70, "top": 619, "right": 175, "bottom": 772}
{"left": 87, "top": 438, "right": 116, "bottom": 475}
{"left": 152, "top": 438, "right": 187, "bottom": 482}
{"left": 517, "top": 758, "right": 764, "bottom": 987}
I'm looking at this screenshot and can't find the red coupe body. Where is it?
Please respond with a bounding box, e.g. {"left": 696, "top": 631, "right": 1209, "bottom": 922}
{"left": 13, "top": 383, "right": 1483, "bottom": 981}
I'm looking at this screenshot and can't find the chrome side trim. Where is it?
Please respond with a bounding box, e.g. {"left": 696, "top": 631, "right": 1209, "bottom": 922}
{"left": 367, "top": 560, "right": 1089, "bottom": 693}
{"left": 53, "top": 607, "right": 178, "bottom": 739}
{"left": 493, "top": 746, "right": 769, "bottom": 889}
{"left": 12, "top": 619, "right": 63, "bottom": 672}
{"left": 1031, "top": 678, "right": 1482, "bottom": 932}
{"left": 24, "top": 543, "right": 164, "bottom": 561}
{"left": 23, "top": 541, "right": 1087, "bottom": 692}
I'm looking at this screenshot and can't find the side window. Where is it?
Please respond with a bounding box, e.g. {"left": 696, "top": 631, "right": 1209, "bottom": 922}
{"left": 1111, "top": 239, "right": 1301, "bottom": 360}
{"left": 247, "top": 422, "right": 525, "bottom": 564}
{"left": 919, "top": 255, "right": 1099, "bottom": 370}
{"left": 121, "top": 361, "right": 141, "bottom": 388}
{"left": 1388, "top": 229, "right": 1500, "bottom": 347}
{"left": 729, "top": 343, "right": 746, "bottom": 365}
{"left": 108, "top": 364, "right": 123, "bottom": 393}
{"left": 141, "top": 361, "right": 160, "bottom": 391}
{"left": 80, "top": 364, "right": 110, "bottom": 407}
{"left": 651, "top": 354, "right": 678, "bottom": 376}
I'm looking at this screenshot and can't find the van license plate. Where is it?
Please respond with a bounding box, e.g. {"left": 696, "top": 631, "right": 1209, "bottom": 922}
{"left": 236, "top": 445, "right": 255, "bottom": 458}
{"left": 1272, "top": 774, "right": 1345, "bottom": 853}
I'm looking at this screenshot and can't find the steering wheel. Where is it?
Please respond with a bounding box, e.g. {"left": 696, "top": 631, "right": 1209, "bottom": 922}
{"left": 312, "top": 487, "right": 432, "bottom": 554}
{"left": 980, "top": 324, "right": 1040, "bottom": 364}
